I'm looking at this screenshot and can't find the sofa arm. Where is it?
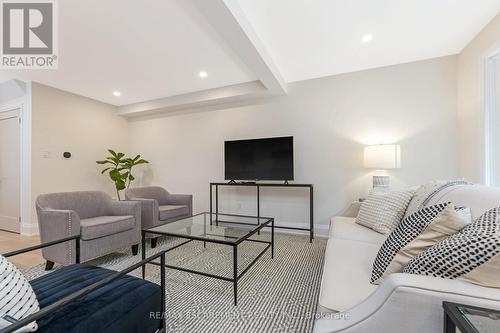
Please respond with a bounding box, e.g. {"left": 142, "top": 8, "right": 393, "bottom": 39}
{"left": 314, "top": 273, "right": 500, "bottom": 333}
{"left": 37, "top": 209, "right": 80, "bottom": 265}
{"left": 339, "top": 201, "right": 362, "bottom": 218}
{"left": 167, "top": 194, "right": 193, "bottom": 215}
{"left": 107, "top": 200, "right": 142, "bottom": 228}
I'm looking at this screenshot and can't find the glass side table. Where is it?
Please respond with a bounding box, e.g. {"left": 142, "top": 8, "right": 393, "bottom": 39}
{"left": 443, "top": 302, "right": 500, "bottom": 333}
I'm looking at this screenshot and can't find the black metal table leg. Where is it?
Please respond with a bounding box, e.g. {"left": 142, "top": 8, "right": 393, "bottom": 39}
{"left": 443, "top": 312, "right": 456, "bottom": 333}
{"left": 209, "top": 184, "right": 213, "bottom": 225}
{"left": 216, "top": 184, "right": 219, "bottom": 226}
{"left": 271, "top": 218, "right": 274, "bottom": 259}
{"left": 75, "top": 237, "right": 80, "bottom": 264}
{"left": 310, "top": 186, "right": 314, "bottom": 243}
{"left": 257, "top": 185, "right": 260, "bottom": 235}
{"left": 141, "top": 230, "right": 146, "bottom": 279}
{"left": 233, "top": 245, "right": 238, "bottom": 306}
{"left": 160, "top": 253, "right": 166, "bottom": 331}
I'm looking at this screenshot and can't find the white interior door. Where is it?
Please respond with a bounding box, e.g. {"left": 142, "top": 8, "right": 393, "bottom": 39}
{"left": 0, "top": 109, "right": 21, "bottom": 233}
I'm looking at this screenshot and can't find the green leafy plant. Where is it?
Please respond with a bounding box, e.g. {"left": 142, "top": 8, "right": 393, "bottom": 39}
{"left": 96, "top": 149, "right": 149, "bottom": 200}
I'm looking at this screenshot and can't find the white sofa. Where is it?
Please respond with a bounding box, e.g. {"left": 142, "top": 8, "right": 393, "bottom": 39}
{"left": 314, "top": 184, "right": 500, "bottom": 333}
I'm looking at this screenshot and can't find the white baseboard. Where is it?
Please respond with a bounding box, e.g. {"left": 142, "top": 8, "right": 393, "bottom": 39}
{"left": 21, "top": 223, "right": 39, "bottom": 236}
{"left": 267, "top": 222, "right": 329, "bottom": 238}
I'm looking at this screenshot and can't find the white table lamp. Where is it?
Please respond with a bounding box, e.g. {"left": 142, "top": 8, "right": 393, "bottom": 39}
{"left": 364, "top": 144, "right": 401, "bottom": 188}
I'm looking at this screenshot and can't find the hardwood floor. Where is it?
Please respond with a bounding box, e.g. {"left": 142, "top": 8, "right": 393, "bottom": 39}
{"left": 0, "top": 230, "right": 44, "bottom": 269}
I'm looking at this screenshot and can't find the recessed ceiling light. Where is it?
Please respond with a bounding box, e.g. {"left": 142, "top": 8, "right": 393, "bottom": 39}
{"left": 199, "top": 71, "right": 208, "bottom": 78}
{"left": 361, "top": 34, "right": 373, "bottom": 44}
{"left": 113, "top": 91, "right": 121, "bottom": 96}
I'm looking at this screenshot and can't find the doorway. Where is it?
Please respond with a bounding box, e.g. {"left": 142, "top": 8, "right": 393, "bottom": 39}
{"left": 0, "top": 108, "right": 21, "bottom": 233}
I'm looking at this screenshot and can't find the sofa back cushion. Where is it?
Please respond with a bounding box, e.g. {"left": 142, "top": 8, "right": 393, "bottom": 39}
{"left": 426, "top": 184, "right": 500, "bottom": 219}
{"left": 36, "top": 191, "right": 111, "bottom": 219}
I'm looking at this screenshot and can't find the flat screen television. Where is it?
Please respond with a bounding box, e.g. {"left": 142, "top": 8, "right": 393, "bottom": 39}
{"left": 224, "top": 136, "right": 294, "bottom": 181}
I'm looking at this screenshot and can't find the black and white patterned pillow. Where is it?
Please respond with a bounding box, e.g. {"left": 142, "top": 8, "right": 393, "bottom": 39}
{"left": 0, "top": 255, "right": 39, "bottom": 332}
{"left": 403, "top": 207, "right": 500, "bottom": 279}
{"left": 370, "top": 202, "right": 450, "bottom": 284}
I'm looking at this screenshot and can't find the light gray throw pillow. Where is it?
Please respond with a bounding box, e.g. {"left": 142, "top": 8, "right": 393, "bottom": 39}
{"left": 356, "top": 190, "right": 414, "bottom": 235}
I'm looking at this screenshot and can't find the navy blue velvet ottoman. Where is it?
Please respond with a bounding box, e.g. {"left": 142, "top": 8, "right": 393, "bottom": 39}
{"left": 30, "top": 264, "right": 162, "bottom": 333}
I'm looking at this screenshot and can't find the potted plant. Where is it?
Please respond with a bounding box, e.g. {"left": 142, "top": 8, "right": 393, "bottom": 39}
{"left": 96, "top": 149, "right": 149, "bottom": 200}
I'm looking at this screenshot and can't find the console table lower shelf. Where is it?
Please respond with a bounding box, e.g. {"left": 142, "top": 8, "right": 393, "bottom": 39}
{"left": 210, "top": 182, "right": 314, "bottom": 242}
{"left": 141, "top": 212, "right": 274, "bottom": 305}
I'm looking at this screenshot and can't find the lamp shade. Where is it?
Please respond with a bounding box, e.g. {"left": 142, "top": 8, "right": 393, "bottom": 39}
{"left": 364, "top": 144, "right": 401, "bottom": 169}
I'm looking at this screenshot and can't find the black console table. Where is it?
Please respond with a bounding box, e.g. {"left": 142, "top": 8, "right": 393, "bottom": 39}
{"left": 209, "top": 182, "right": 314, "bottom": 242}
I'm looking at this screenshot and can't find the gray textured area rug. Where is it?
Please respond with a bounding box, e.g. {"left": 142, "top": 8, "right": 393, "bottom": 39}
{"left": 23, "top": 233, "right": 326, "bottom": 333}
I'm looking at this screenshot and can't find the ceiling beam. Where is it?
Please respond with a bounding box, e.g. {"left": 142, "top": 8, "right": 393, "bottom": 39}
{"left": 194, "top": 0, "right": 287, "bottom": 95}
{"left": 117, "top": 0, "right": 287, "bottom": 117}
{"left": 119, "top": 81, "right": 266, "bottom": 117}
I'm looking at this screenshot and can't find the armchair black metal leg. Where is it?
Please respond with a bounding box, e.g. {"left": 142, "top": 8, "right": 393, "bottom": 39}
{"left": 151, "top": 238, "right": 158, "bottom": 248}
{"left": 45, "top": 261, "right": 54, "bottom": 271}
{"left": 131, "top": 244, "right": 139, "bottom": 256}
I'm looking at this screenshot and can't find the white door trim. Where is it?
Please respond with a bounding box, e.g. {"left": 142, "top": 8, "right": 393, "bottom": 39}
{"left": 0, "top": 83, "right": 33, "bottom": 235}
{"left": 482, "top": 44, "right": 500, "bottom": 186}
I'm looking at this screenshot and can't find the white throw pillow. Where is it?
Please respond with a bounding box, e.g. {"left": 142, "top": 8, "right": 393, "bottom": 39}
{"left": 404, "top": 180, "right": 472, "bottom": 218}
{"left": 0, "top": 255, "right": 39, "bottom": 332}
{"left": 356, "top": 190, "right": 414, "bottom": 235}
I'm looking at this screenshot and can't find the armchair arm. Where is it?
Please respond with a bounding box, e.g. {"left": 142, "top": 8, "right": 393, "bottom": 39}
{"left": 1, "top": 251, "right": 167, "bottom": 333}
{"left": 37, "top": 209, "right": 80, "bottom": 265}
{"left": 167, "top": 194, "right": 193, "bottom": 215}
{"left": 129, "top": 198, "right": 159, "bottom": 229}
{"left": 107, "top": 200, "right": 142, "bottom": 227}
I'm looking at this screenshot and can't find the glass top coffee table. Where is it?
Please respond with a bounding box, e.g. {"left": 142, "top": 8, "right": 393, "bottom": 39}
{"left": 443, "top": 302, "right": 500, "bottom": 333}
{"left": 141, "top": 212, "right": 274, "bottom": 305}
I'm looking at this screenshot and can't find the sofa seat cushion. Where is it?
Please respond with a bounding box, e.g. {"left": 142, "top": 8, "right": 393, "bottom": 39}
{"left": 80, "top": 215, "right": 135, "bottom": 240}
{"left": 159, "top": 205, "right": 189, "bottom": 221}
{"left": 318, "top": 238, "right": 380, "bottom": 312}
{"left": 30, "top": 264, "right": 161, "bottom": 333}
{"left": 330, "top": 216, "right": 386, "bottom": 245}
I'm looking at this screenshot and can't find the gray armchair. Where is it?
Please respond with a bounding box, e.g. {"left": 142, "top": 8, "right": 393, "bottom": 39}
{"left": 125, "top": 186, "right": 192, "bottom": 247}
{"left": 36, "top": 191, "right": 141, "bottom": 270}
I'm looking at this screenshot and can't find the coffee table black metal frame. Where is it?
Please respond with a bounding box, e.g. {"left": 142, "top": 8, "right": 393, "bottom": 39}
{"left": 443, "top": 301, "right": 500, "bottom": 333}
{"left": 141, "top": 212, "right": 274, "bottom": 306}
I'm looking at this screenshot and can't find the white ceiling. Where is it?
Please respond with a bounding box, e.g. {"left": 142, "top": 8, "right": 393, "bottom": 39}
{"left": 0, "top": 0, "right": 256, "bottom": 106}
{"left": 1, "top": 0, "right": 499, "bottom": 111}
{"left": 237, "top": 0, "right": 500, "bottom": 82}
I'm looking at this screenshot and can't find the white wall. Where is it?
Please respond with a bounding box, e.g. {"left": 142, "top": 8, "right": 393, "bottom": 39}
{"left": 30, "top": 83, "right": 129, "bottom": 232}
{"left": 129, "top": 55, "right": 460, "bottom": 236}
{"left": 457, "top": 14, "right": 500, "bottom": 183}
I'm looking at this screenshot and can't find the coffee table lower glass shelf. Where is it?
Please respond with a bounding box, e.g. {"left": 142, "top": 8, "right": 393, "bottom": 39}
{"left": 141, "top": 212, "right": 274, "bottom": 305}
